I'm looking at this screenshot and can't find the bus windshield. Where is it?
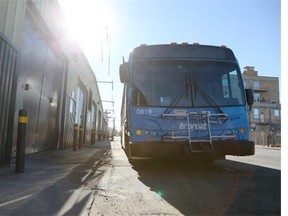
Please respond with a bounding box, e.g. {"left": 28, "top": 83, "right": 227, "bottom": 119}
{"left": 131, "top": 60, "right": 245, "bottom": 107}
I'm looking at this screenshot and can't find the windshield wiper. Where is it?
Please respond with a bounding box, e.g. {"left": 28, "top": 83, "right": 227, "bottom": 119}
{"left": 163, "top": 71, "right": 228, "bottom": 123}
{"left": 193, "top": 80, "right": 229, "bottom": 122}
{"left": 163, "top": 71, "right": 189, "bottom": 115}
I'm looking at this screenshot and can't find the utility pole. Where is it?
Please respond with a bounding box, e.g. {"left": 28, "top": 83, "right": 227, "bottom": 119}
{"left": 98, "top": 81, "right": 114, "bottom": 140}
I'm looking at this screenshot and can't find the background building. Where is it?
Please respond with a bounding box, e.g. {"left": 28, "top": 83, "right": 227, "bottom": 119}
{"left": 0, "top": 0, "right": 107, "bottom": 166}
{"left": 242, "top": 66, "right": 281, "bottom": 146}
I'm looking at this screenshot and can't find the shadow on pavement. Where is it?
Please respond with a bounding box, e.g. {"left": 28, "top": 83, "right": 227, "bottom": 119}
{"left": 0, "top": 140, "right": 112, "bottom": 215}
{"left": 132, "top": 159, "right": 281, "bottom": 216}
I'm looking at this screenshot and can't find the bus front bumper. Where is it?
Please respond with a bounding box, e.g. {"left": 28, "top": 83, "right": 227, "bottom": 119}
{"left": 129, "top": 140, "right": 255, "bottom": 158}
{"left": 213, "top": 140, "right": 255, "bottom": 156}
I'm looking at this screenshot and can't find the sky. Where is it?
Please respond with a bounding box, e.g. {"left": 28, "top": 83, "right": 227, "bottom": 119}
{"left": 60, "top": 0, "right": 281, "bottom": 130}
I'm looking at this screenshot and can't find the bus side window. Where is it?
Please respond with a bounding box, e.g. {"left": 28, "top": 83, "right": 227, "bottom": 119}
{"left": 222, "top": 74, "right": 230, "bottom": 98}
{"left": 132, "top": 87, "right": 148, "bottom": 106}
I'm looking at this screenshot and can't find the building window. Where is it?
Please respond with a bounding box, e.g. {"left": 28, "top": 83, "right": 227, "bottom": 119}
{"left": 253, "top": 81, "right": 260, "bottom": 90}
{"left": 274, "top": 109, "right": 280, "bottom": 117}
{"left": 243, "top": 81, "right": 247, "bottom": 88}
{"left": 69, "top": 91, "right": 75, "bottom": 113}
{"left": 260, "top": 112, "right": 265, "bottom": 123}
{"left": 88, "top": 89, "right": 92, "bottom": 111}
{"left": 253, "top": 108, "right": 259, "bottom": 119}
{"left": 254, "top": 93, "right": 260, "bottom": 101}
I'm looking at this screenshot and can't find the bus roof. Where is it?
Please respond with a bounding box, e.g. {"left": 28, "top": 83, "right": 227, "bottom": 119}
{"left": 129, "top": 44, "right": 237, "bottom": 61}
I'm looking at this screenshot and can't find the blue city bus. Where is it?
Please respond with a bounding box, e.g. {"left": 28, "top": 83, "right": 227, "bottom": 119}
{"left": 120, "top": 43, "right": 254, "bottom": 160}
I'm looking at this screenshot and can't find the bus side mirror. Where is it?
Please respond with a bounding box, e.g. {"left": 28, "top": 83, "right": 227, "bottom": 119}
{"left": 245, "top": 89, "right": 254, "bottom": 111}
{"left": 119, "top": 63, "right": 129, "bottom": 83}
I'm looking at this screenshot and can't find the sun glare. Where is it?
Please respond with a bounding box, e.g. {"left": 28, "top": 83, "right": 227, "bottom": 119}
{"left": 61, "top": 0, "right": 112, "bottom": 52}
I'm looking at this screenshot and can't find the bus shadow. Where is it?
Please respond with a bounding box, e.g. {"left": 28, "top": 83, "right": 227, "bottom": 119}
{"left": 132, "top": 159, "right": 281, "bottom": 215}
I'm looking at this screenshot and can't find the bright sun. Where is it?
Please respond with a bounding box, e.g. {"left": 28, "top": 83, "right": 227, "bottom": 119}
{"left": 61, "top": 0, "right": 112, "bottom": 52}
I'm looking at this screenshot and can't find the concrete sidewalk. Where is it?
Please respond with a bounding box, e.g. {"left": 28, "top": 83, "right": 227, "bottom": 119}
{"left": 255, "top": 144, "right": 281, "bottom": 150}
{"left": 0, "top": 140, "right": 112, "bottom": 216}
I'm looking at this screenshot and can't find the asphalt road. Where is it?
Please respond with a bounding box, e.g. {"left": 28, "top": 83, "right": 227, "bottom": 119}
{"left": 226, "top": 146, "right": 281, "bottom": 170}
{"left": 88, "top": 137, "right": 281, "bottom": 216}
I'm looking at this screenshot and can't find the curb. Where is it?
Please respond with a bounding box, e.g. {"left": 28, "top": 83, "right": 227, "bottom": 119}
{"left": 255, "top": 144, "right": 281, "bottom": 150}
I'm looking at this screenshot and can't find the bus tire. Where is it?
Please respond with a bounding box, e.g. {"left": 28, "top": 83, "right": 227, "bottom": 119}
{"left": 124, "top": 133, "right": 130, "bottom": 157}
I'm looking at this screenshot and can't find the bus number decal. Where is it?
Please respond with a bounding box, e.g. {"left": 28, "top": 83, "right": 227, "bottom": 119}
{"left": 136, "top": 108, "right": 152, "bottom": 115}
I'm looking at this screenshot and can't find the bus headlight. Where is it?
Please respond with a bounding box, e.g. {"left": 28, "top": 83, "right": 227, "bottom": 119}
{"left": 227, "top": 130, "right": 233, "bottom": 135}
{"left": 136, "top": 129, "right": 142, "bottom": 135}
{"left": 152, "top": 131, "right": 158, "bottom": 136}
{"left": 240, "top": 128, "right": 245, "bottom": 134}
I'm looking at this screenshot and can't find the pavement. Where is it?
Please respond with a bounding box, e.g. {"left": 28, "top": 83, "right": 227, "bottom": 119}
{"left": 255, "top": 144, "right": 281, "bottom": 151}
{"left": 0, "top": 140, "right": 280, "bottom": 216}
{"left": 0, "top": 139, "right": 112, "bottom": 216}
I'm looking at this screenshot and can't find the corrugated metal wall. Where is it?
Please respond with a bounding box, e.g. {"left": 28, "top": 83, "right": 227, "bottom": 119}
{"left": 1, "top": 0, "right": 106, "bottom": 166}
{"left": 0, "top": 34, "right": 20, "bottom": 164}
{"left": 12, "top": 12, "right": 66, "bottom": 154}
{"left": 0, "top": 0, "right": 67, "bottom": 164}
{"left": 0, "top": 0, "right": 25, "bottom": 165}
{"left": 0, "top": 0, "right": 26, "bottom": 48}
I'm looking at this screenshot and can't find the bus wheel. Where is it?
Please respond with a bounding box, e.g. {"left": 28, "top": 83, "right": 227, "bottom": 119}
{"left": 124, "top": 134, "right": 130, "bottom": 157}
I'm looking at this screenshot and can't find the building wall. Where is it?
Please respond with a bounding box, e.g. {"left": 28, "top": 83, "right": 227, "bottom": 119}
{"left": 242, "top": 66, "right": 281, "bottom": 146}
{"left": 0, "top": 0, "right": 26, "bottom": 48}
{"left": 0, "top": 0, "right": 105, "bottom": 165}
{"left": 0, "top": 0, "right": 26, "bottom": 164}
{"left": 62, "top": 46, "right": 104, "bottom": 147}
{"left": 13, "top": 9, "right": 67, "bottom": 154}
